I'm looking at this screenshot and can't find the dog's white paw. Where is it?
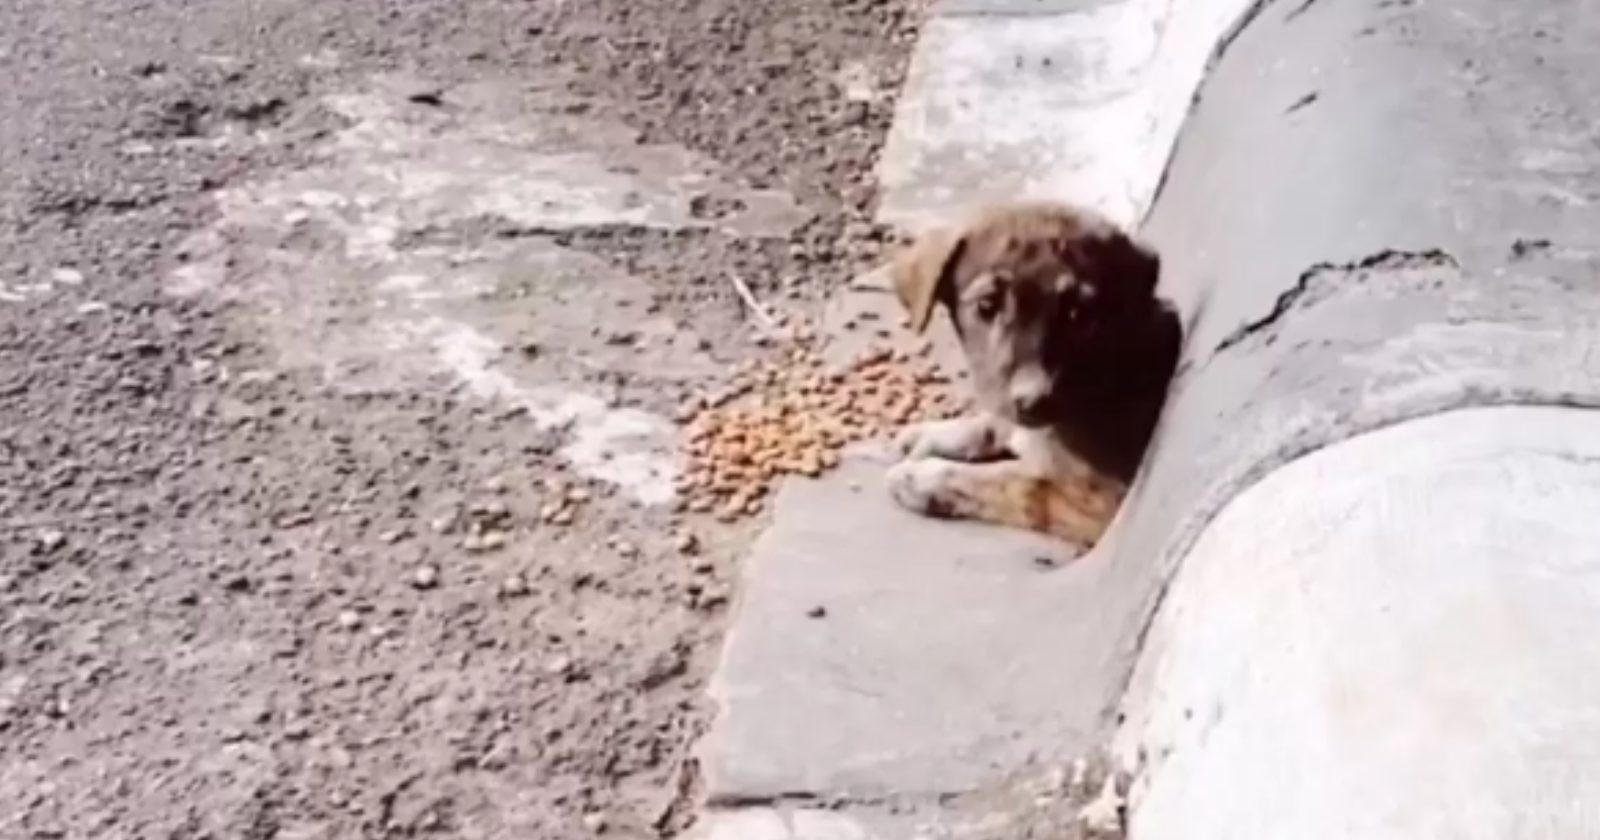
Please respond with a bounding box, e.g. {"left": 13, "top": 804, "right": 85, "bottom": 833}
{"left": 886, "top": 459, "right": 958, "bottom": 518}
{"left": 894, "top": 416, "right": 999, "bottom": 463}
{"left": 893, "top": 422, "right": 936, "bottom": 460}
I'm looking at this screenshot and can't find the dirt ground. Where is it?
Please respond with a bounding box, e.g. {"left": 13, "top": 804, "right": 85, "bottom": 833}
{"left": 0, "top": 1, "right": 919, "bottom": 838}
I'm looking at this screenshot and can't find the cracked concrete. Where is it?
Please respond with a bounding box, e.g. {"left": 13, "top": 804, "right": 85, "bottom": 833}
{"left": 1212, "top": 248, "right": 1460, "bottom": 354}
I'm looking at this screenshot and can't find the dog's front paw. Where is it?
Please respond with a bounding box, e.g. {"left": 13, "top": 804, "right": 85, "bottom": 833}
{"left": 886, "top": 459, "right": 959, "bottom": 519}
{"left": 894, "top": 415, "right": 1002, "bottom": 463}
{"left": 893, "top": 422, "right": 937, "bottom": 460}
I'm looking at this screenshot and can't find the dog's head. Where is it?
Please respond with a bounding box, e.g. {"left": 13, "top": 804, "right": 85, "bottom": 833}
{"left": 892, "top": 202, "right": 1162, "bottom": 429}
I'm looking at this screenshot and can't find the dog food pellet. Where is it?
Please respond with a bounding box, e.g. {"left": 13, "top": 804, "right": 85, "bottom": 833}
{"left": 674, "top": 336, "right": 965, "bottom": 522}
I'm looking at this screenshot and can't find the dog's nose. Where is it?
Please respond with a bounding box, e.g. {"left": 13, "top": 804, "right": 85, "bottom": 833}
{"left": 1012, "top": 391, "right": 1048, "bottom": 425}
{"left": 1010, "top": 381, "right": 1053, "bottom": 426}
{"left": 1010, "top": 367, "right": 1053, "bottom": 426}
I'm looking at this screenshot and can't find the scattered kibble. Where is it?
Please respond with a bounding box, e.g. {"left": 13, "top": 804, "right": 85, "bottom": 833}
{"left": 674, "top": 339, "right": 966, "bottom": 522}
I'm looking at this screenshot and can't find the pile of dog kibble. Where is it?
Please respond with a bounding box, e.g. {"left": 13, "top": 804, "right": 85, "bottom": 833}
{"left": 675, "top": 337, "right": 967, "bottom": 521}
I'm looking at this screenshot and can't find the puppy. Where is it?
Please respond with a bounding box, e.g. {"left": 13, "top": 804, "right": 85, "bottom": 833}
{"left": 886, "top": 201, "right": 1182, "bottom": 547}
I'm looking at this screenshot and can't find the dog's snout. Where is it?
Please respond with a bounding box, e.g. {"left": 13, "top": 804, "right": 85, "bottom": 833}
{"left": 1009, "top": 368, "right": 1052, "bottom": 426}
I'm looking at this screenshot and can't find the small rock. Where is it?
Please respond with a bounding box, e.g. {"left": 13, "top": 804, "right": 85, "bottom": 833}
{"left": 35, "top": 529, "right": 66, "bottom": 554}
{"left": 582, "top": 812, "right": 608, "bottom": 834}
{"left": 500, "top": 574, "right": 530, "bottom": 598}
{"left": 1068, "top": 757, "right": 1091, "bottom": 794}
{"left": 336, "top": 610, "right": 362, "bottom": 631}
{"left": 51, "top": 268, "right": 85, "bottom": 285}
{"left": 1079, "top": 775, "right": 1125, "bottom": 836}
{"left": 464, "top": 531, "right": 509, "bottom": 553}
{"left": 806, "top": 606, "right": 827, "bottom": 619}
{"left": 411, "top": 565, "right": 440, "bottom": 590}
{"left": 471, "top": 498, "right": 510, "bottom": 520}
{"left": 545, "top": 655, "right": 573, "bottom": 677}
{"left": 673, "top": 532, "right": 700, "bottom": 555}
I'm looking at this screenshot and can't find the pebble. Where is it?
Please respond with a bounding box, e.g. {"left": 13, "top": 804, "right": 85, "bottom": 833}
{"left": 582, "top": 812, "right": 608, "bottom": 834}
{"left": 430, "top": 511, "right": 461, "bottom": 534}
{"left": 471, "top": 498, "right": 510, "bottom": 520}
{"left": 337, "top": 610, "right": 362, "bottom": 631}
{"left": 674, "top": 532, "right": 700, "bottom": 555}
{"left": 35, "top": 529, "right": 66, "bottom": 554}
{"left": 500, "top": 573, "right": 530, "bottom": 598}
{"left": 411, "top": 565, "right": 440, "bottom": 590}
{"left": 464, "top": 530, "right": 509, "bottom": 553}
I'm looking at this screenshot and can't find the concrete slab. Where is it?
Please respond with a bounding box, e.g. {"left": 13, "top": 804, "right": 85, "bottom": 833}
{"left": 702, "top": 451, "right": 1089, "bottom": 800}
{"left": 877, "top": 0, "right": 1254, "bottom": 231}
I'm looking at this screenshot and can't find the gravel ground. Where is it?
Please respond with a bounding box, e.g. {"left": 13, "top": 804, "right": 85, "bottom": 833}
{"left": 0, "top": 1, "right": 918, "bottom": 838}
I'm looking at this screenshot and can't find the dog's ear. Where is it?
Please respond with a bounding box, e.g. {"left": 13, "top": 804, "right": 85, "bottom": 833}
{"left": 1086, "top": 229, "right": 1161, "bottom": 298}
{"left": 892, "top": 228, "right": 965, "bottom": 334}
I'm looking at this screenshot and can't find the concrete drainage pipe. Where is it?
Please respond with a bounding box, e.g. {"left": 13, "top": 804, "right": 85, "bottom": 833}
{"left": 1113, "top": 0, "right": 1600, "bottom": 836}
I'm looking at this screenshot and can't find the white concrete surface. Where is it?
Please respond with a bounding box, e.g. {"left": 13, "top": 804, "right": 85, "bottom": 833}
{"left": 1117, "top": 406, "right": 1600, "bottom": 839}
{"left": 877, "top": 0, "right": 1255, "bottom": 231}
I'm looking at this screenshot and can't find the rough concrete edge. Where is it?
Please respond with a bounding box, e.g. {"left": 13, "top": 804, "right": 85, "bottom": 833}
{"left": 1136, "top": 0, "right": 1277, "bottom": 219}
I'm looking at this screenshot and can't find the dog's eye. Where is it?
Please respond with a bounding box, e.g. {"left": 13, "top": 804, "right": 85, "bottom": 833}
{"left": 975, "top": 288, "right": 1004, "bottom": 321}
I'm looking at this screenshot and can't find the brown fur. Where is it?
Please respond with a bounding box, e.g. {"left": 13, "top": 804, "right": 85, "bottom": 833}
{"left": 887, "top": 201, "right": 1181, "bottom": 547}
